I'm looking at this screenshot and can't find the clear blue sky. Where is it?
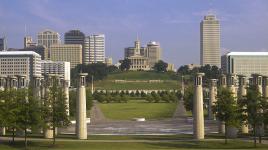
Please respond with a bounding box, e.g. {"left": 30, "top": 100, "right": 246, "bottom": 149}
{"left": 1, "top": 0, "right": 268, "bottom": 68}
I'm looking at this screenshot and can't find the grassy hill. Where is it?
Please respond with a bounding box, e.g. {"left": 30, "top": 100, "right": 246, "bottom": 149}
{"left": 94, "top": 71, "right": 181, "bottom": 90}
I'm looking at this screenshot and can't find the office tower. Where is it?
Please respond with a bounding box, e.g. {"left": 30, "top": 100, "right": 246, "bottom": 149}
{"left": 37, "top": 29, "right": 61, "bottom": 59}
{"left": 89, "top": 34, "right": 105, "bottom": 63}
{"left": 146, "top": 41, "right": 161, "bottom": 68}
{"left": 0, "top": 37, "right": 7, "bottom": 51}
{"left": 64, "top": 30, "right": 87, "bottom": 64}
{"left": 24, "top": 36, "right": 37, "bottom": 48}
{"left": 0, "top": 51, "right": 42, "bottom": 81}
{"left": 40, "top": 60, "right": 70, "bottom": 86}
{"left": 221, "top": 52, "right": 268, "bottom": 77}
{"left": 84, "top": 37, "right": 90, "bottom": 64}
{"left": 200, "top": 14, "right": 221, "bottom": 68}
{"left": 50, "top": 44, "right": 82, "bottom": 69}
{"left": 167, "top": 63, "right": 175, "bottom": 72}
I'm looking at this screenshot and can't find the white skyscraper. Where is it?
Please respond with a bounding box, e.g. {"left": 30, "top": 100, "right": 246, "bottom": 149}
{"left": 200, "top": 14, "right": 221, "bottom": 68}
{"left": 89, "top": 34, "right": 105, "bottom": 63}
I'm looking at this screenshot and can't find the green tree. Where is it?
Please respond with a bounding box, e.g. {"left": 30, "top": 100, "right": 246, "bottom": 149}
{"left": 153, "top": 94, "right": 161, "bottom": 103}
{"left": 120, "top": 95, "right": 129, "bottom": 103}
{"left": 213, "top": 87, "right": 241, "bottom": 144}
{"left": 119, "top": 58, "right": 131, "bottom": 71}
{"left": 169, "top": 93, "right": 178, "bottom": 103}
{"left": 145, "top": 94, "right": 153, "bottom": 103}
{"left": 239, "top": 85, "right": 267, "bottom": 147}
{"left": 183, "top": 86, "right": 194, "bottom": 112}
{"left": 16, "top": 88, "right": 42, "bottom": 149}
{"left": 0, "top": 89, "right": 19, "bottom": 142}
{"left": 153, "top": 60, "right": 168, "bottom": 72}
{"left": 161, "top": 94, "right": 170, "bottom": 103}
{"left": 42, "top": 77, "right": 70, "bottom": 145}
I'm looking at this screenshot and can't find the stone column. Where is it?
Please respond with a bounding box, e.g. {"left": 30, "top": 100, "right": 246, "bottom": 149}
{"left": 61, "top": 79, "right": 70, "bottom": 116}
{"left": 226, "top": 74, "right": 238, "bottom": 138}
{"left": 263, "top": 76, "right": 268, "bottom": 99}
{"left": 76, "top": 73, "right": 88, "bottom": 140}
{"left": 208, "top": 79, "right": 217, "bottom": 120}
{"left": 238, "top": 75, "right": 248, "bottom": 134}
{"left": 0, "top": 76, "right": 7, "bottom": 135}
{"left": 218, "top": 74, "right": 227, "bottom": 134}
{"left": 252, "top": 74, "right": 264, "bottom": 137}
{"left": 193, "top": 73, "right": 205, "bottom": 140}
{"left": 33, "top": 75, "right": 42, "bottom": 101}
{"left": 43, "top": 75, "right": 54, "bottom": 139}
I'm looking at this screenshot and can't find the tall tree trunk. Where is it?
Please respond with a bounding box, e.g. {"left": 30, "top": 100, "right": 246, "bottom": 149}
{"left": 12, "top": 128, "right": 15, "bottom": 143}
{"left": 24, "top": 128, "right": 27, "bottom": 150}
{"left": 253, "top": 124, "right": 257, "bottom": 148}
{"left": 53, "top": 126, "right": 55, "bottom": 145}
{"left": 225, "top": 125, "right": 227, "bottom": 144}
{"left": 258, "top": 125, "right": 262, "bottom": 144}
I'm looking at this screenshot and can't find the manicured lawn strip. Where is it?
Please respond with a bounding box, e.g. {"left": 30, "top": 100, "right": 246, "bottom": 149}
{"left": 0, "top": 139, "right": 267, "bottom": 150}
{"left": 107, "top": 71, "right": 179, "bottom": 80}
{"left": 99, "top": 100, "right": 177, "bottom": 120}
{"left": 94, "top": 80, "right": 179, "bottom": 90}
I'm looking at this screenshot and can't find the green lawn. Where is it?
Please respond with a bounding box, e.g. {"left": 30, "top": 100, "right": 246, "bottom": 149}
{"left": 94, "top": 80, "right": 179, "bottom": 90}
{"left": 0, "top": 135, "right": 267, "bottom": 150}
{"left": 93, "top": 71, "right": 180, "bottom": 90}
{"left": 107, "top": 71, "right": 179, "bottom": 80}
{"left": 99, "top": 100, "right": 177, "bottom": 120}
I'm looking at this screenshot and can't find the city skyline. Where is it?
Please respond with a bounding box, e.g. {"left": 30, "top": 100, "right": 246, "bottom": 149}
{"left": 0, "top": 0, "right": 268, "bottom": 68}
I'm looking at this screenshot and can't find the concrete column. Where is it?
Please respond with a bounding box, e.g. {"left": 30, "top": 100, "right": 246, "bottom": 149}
{"left": 238, "top": 75, "right": 248, "bottom": 134}
{"left": 61, "top": 79, "right": 70, "bottom": 116}
{"left": 0, "top": 76, "right": 7, "bottom": 135}
{"left": 208, "top": 79, "right": 217, "bottom": 120}
{"left": 252, "top": 74, "right": 264, "bottom": 136}
{"left": 226, "top": 74, "right": 238, "bottom": 138}
{"left": 43, "top": 75, "right": 54, "bottom": 139}
{"left": 76, "top": 73, "right": 88, "bottom": 140}
{"left": 263, "top": 76, "right": 268, "bottom": 99}
{"left": 33, "top": 75, "right": 42, "bottom": 101}
{"left": 193, "top": 73, "right": 205, "bottom": 140}
{"left": 218, "top": 74, "right": 227, "bottom": 134}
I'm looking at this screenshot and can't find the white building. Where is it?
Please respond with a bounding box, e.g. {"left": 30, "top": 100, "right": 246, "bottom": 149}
{"left": 200, "top": 14, "right": 221, "bottom": 68}
{"left": 40, "top": 60, "right": 70, "bottom": 86}
{"left": 221, "top": 52, "right": 268, "bottom": 77}
{"left": 0, "top": 51, "right": 42, "bottom": 81}
{"left": 105, "top": 57, "right": 113, "bottom": 66}
{"left": 89, "top": 34, "right": 105, "bottom": 63}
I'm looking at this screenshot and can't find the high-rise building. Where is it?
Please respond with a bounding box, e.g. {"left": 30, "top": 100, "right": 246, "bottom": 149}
{"left": 24, "top": 36, "right": 37, "bottom": 48}
{"left": 221, "top": 52, "right": 268, "bottom": 77}
{"left": 200, "top": 14, "right": 221, "bottom": 68}
{"left": 64, "top": 30, "right": 87, "bottom": 63}
{"left": 37, "top": 29, "right": 61, "bottom": 59}
{"left": 18, "top": 45, "right": 46, "bottom": 60}
{"left": 84, "top": 37, "right": 90, "bottom": 64}
{"left": 0, "top": 37, "right": 7, "bottom": 51}
{"left": 50, "top": 44, "right": 82, "bottom": 69}
{"left": 40, "top": 60, "right": 70, "bottom": 85}
{"left": 0, "top": 51, "right": 42, "bottom": 81}
{"left": 146, "top": 41, "right": 161, "bottom": 68}
{"left": 89, "top": 34, "right": 105, "bottom": 63}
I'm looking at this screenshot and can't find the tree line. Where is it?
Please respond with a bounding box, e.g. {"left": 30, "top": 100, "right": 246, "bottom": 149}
{"left": 0, "top": 77, "right": 70, "bottom": 149}
{"left": 92, "top": 90, "right": 181, "bottom": 103}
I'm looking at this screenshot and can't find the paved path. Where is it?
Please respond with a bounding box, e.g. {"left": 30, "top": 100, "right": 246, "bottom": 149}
{"left": 89, "top": 100, "right": 108, "bottom": 124}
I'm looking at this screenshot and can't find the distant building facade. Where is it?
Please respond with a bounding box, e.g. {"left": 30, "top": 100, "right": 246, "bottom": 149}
{"left": 167, "top": 63, "right": 175, "bottom": 72}
{"left": 40, "top": 60, "right": 70, "bottom": 85}
{"left": 200, "top": 14, "right": 221, "bottom": 68}
{"left": 64, "top": 30, "right": 87, "bottom": 64}
{"left": 146, "top": 41, "right": 161, "bottom": 68}
{"left": 50, "top": 44, "right": 82, "bottom": 69}
{"left": 125, "top": 40, "right": 150, "bottom": 71}
{"left": 0, "top": 51, "right": 42, "bottom": 81}
{"left": 24, "top": 36, "right": 37, "bottom": 48}
{"left": 105, "top": 57, "right": 113, "bottom": 66}
{"left": 89, "top": 34, "right": 105, "bottom": 63}
{"left": 17, "top": 45, "right": 46, "bottom": 60}
{"left": 37, "top": 29, "right": 61, "bottom": 59}
{"left": 0, "top": 37, "right": 7, "bottom": 51}
{"left": 221, "top": 52, "right": 268, "bottom": 77}
{"left": 124, "top": 40, "right": 161, "bottom": 70}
